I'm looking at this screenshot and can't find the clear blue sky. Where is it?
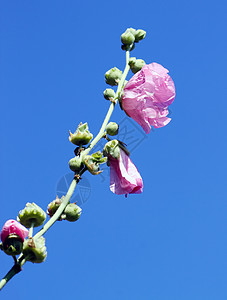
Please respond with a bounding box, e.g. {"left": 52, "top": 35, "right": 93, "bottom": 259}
{"left": 0, "top": 0, "right": 227, "bottom": 299}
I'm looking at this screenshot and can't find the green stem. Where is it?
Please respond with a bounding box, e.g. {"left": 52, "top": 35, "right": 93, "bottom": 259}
{"left": 83, "top": 50, "right": 130, "bottom": 156}
{"left": 0, "top": 49, "right": 131, "bottom": 291}
{"left": 28, "top": 222, "right": 35, "bottom": 238}
{"left": 0, "top": 256, "right": 27, "bottom": 290}
{"left": 34, "top": 171, "right": 84, "bottom": 240}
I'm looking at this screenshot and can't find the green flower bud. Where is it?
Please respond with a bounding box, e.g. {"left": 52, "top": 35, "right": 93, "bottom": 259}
{"left": 69, "top": 122, "right": 93, "bottom": 146}
{"left": 121, "top": 30, "right": 135, "bottom": 45}
{"left": 103, "top": 88, "right": 115, "bottom": 100}
{"left": 62, "top": 203, "right": 82, "bottom": 222}
{"left": 69, "top": 156, "right": 84, "bottom": 172}
{"left": 128, "top": 27, "right": 136, "bottom": 36}
{"left": 105, "top": 67, "right": 122, "bottom": 86}
{"left": 18, "top": 203, "right": 46, "bottom": 228}
{"left": 129, "top": 58, "right": 146, "bottom": 74}
{"left": 83, "top": 151, "right": 107, "bottom": 175}
{"left": 103, "top": 140, "right": 120, "bottom": 159}
{"left": 134, "top": 29, "right": 146, "bottom": 42}
{"left": 106, "top": 122, "right": 119, "bottom": 136}
{"left": 47, "top": 196, "right": 63, "bottom": 218}
{"left": 23, "top": 236, "right": 47, "bottom": 263}
{"left": 2, "top": 235, "right": 23, "bottom": 256}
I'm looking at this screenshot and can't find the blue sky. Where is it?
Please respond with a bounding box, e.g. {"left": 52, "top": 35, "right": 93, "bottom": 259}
{"left": 0, "top": 0, "right": 227, "bottom": 299}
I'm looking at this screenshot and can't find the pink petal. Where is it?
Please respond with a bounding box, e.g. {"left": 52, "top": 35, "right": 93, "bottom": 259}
{"left": 122, "top": 62, "right": 175, "bottom": 133}
{"left": 1, "top": 219, "right": 29, "bottom": 243}
{"left": 109, "top": 149, "right": 143, "bottom": 195}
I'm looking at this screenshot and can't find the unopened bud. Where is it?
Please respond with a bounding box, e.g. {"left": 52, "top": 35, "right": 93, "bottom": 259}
{"left": 103, "top": 88, "right": 115, "bottom": 100}
{"left": 103, "top": 140, "right": 120, "bottom": 159}
{"left": 62, "top": 203, "right": 82, "bottom": 222}
{"left": 18, "top": 203, "right": 46, "bottom": 228}
{"left": 129, "top": 58, "right": 146, "bottom": 74}
{"left": 134, "top": 29, "right": 146, "bottom": 42}
{"left": 128, "top": 27, "right": 136, "bottom": 36}
{"left": 105, "top": 67, "right": 122, "bottom": 86}
{"left": 69, "top": 122, "right": 93, "bottom": 146}
{"left": 69, "top": 156, "right": 84, "bottom": 172}
{"left": 106, "top": 122, "right": 119, "bottom": 136}
{"left": 121, "top": 30, "right": 135, "bottom": 46}
{"left": 47, "top": 196, "right": 63, "bottom": 218}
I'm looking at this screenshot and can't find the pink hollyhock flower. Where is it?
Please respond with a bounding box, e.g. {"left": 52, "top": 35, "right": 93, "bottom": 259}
{"left": 121, "top": 62, "right": 175, "bottom": 134}
{"left": 109, "top": 148, "right": 143, "bottom": 196}
{"left": 1, "top": 219, "right": 29, "bottom": 243}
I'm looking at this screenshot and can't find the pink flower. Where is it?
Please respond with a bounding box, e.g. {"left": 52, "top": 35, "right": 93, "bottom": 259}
{"left": 122, "top": 63, "right": 175, "bottom": 134}
{"left": 109, "top": 148, "right": 143, "bottom": 196}
{"left": 1, "top": 219, "right": 29, "bottom": 243}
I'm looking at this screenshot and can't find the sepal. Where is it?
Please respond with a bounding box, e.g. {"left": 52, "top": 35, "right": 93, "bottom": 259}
{"left": 17, "top": 203, "right": 46, "bottom": 228}
{"left": 23, "top": 236, "right": 47, "bottom": 263}
{"left": 69, "top": 122, "right": 93, "bottom": 146}
{"left": 83, "top": 151, "right": 107, "bottom": 175}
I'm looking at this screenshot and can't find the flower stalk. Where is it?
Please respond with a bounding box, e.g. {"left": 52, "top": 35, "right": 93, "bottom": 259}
{"left": 0, "top": 48, "right": 131, "bottom": 291}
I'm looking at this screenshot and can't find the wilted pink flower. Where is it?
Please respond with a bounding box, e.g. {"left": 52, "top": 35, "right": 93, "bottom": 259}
{"left": 122, "top": 63, "right": 175, "bottom": 134}
{"left": 109, "top": 148, "right": 143, "bottom": 196}
{"left": 1, "top": 219, "right": 29, "bottom": 243}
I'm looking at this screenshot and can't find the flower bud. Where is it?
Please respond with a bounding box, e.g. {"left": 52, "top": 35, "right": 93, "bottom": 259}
{"left": 17, "top": 203, "right": 46, "bottom": 228}
{"left": 105, "top": 67, "right": 122, "bottom": 86}
{"left": 69, "top": 122, "right": 93, "bottom": 146}
{"left": 121, "top": 30, "right": 135, "bottom": 45}
{"left": 134, "top": 29, "right": 146, "bottom": 42}
{"left": 69, "top": 156, "right": 84, "bottom": 172}
{"left": 62, "top": 203, "right": 82, "bottom": 222}
{"left": 103, "top": 140, "right": 120, "bottom": 159}
{"left": 106, "top": 122, "right": 119, "bottom": 136}
{"left": 128, "top": 27, "right": 136, "bottom": 36}
{"left": 83, "top": 151, "right": 107, "bottom": 175}
{"left": 23, "top": 236, "right": 47, "bottom": 263}
{"left": 129, "top": 58, "right": 146, "bottom": 74}
{"left": 103, "top": 88, "right": 115, "bottom": 100}
{"left": 47, "top": 196, "right": 63, "bottom": 218}
{"left": 1, "top": 220, "right": 28, "bottom": 256}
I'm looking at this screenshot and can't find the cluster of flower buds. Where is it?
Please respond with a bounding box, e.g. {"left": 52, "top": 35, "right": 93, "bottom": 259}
{"left": 0, "top": 28, "right": 176, "bottom": 286}
{"left": 121, "top": 27, "right": 146, "bottom": 51}
{"left": 0, "top": 203, "right": 48, "bottom": 263}
{"left": 47, "top": 196, "right": 82, "bottom": 222}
